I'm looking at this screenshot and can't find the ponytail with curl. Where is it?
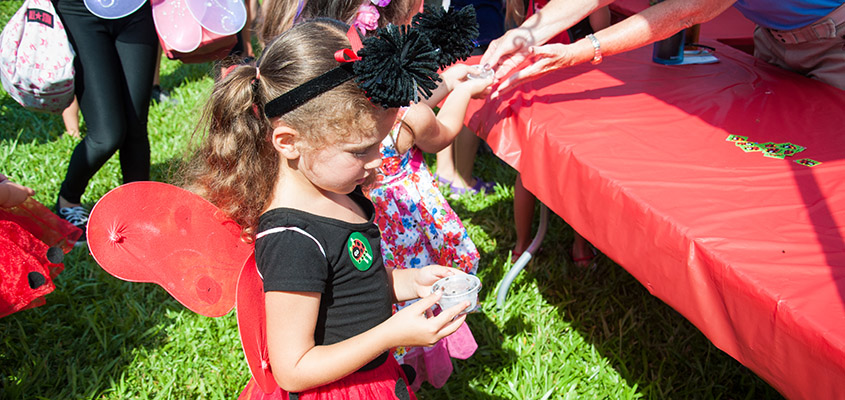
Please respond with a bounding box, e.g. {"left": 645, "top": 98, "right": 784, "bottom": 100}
{"left": 180, "top": 63, "right": 276, "bottom": 240}
{"left": 181, "top": 20, "right": 386, "bottom": 240}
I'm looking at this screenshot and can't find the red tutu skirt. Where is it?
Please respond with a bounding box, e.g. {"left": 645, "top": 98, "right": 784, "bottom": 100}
{"left": 0, "top": 197, "right": 82, "bottom": 318}
{"left": 239, "top": 355, "right": 417, "bottom": 400}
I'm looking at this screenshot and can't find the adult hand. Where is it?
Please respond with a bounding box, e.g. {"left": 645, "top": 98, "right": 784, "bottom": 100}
{"left": 493, "top": 43, "right": 576, "bottom": 96}
{"left": 480, "top": 27, "right": 537, "bottom": 82}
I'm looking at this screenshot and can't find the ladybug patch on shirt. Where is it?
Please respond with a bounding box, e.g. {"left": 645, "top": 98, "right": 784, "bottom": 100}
{"left": 347, "top": 232, "right": 374, "bottom": 271}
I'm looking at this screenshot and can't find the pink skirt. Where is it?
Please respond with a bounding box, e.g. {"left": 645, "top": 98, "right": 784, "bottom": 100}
{"left": 239, "top": 355, "right": 417, "bottom": 400}
{"left": 400, "top": 321, "right": 477, "bottom": 391}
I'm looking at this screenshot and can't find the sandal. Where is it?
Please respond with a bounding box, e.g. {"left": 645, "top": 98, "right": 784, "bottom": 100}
{"left": 436, "top": 175, "right": 496, "bottom": 198}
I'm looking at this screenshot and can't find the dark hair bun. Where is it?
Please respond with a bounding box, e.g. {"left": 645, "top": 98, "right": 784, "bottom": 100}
{"left": 412, "top": 5, "right": 479, "bottom": 68}
{"left": 354, "top": 24, "right": 442, "bottom": 107}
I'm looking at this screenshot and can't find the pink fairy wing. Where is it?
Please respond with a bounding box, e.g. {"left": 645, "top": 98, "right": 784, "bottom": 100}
{"left": 151, "top": 0, "right": 203, "bottom": 53}
{"left": 184, "top": 0, "right": 246, "bottom": 36}
{"left": 84, "top": 0, "right": 147, "bottom": 19}
{"left": 237, "top": 254, "right": 280, "bottom": 394}
{"left": 87, "top": 181, "right": 251, "bottom": 317}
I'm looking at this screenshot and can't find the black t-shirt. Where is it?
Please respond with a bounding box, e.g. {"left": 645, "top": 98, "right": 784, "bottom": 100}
{"left": 255, "top": 191, "right": 393, "bottom": 354}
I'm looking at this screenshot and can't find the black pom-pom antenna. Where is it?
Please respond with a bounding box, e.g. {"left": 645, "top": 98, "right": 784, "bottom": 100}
{"left": 355, "top": 24, "right": 441, "bottom": 108}
{"left": 412, "top": 5, "right": 479, "bottom": 68}
{"left": 263, "top": 8, "right": 479, "bottom": 118}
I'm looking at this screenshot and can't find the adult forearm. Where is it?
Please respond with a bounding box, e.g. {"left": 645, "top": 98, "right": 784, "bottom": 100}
{"left": 526, "top": 0, "right": 615, "bottom": 46}
{"left": 572, "top": 0, "right": 736, "bottom": 64}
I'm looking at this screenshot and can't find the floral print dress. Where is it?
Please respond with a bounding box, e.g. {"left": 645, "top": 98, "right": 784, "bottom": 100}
{"left": 367, "top": 108, "right": 479, "bottom": 279}
{"left": 365, "top": 107, "right": 480, "bottom": 390}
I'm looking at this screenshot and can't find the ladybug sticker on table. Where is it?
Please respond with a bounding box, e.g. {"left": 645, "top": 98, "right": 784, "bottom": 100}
{"left": 347, "top": 232, "right": 374, "bottom": 271}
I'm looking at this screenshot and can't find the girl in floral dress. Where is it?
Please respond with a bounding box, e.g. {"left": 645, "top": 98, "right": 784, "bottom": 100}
{"left": 365, "top": 63, "right": 493, "bottom": 390}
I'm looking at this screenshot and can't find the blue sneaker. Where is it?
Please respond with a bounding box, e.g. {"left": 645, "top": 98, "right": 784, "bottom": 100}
{"left": 56, "top": 201, "right": 88, "bottom": 247}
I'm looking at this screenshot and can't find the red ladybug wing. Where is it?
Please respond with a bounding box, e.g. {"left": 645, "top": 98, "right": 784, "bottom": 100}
{"left": 236, "top": 254, "right": 280, "bottom": 394}
{"left": 87, "top": 182, "right": 252, "bottom": 317}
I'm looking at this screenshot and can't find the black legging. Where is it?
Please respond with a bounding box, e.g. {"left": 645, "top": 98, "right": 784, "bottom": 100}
{"left": 55, "top": 0, "right": 157, "bottom": 204}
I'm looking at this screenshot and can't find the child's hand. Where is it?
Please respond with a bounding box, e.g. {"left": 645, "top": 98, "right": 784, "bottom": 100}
{"left": 0, "top": 175, "right": 35, "bottom": 208}
{"left": 439, "top": 63, "right": 477, "bottom": 91}
{"left": 384, "top": 291, "right": 468, "bottom": 348}
{"left": 440, "top": 64, "right": 493, "bottom": 98}
{"left": 413, "top": 265, "right": 465, "bottom": 298}
{"left": 456, "top": 69, "right": 494, "bottom": 99}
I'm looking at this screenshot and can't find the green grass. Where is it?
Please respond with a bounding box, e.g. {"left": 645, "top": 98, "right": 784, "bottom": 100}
{"left": 1, "top": 3, "right": 783, "bottom": 398}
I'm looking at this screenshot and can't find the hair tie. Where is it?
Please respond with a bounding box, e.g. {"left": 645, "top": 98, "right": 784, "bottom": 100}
{"left": 221, "top": 65, "right": 238, "bottom": 79}
{"left": 294, "top": 0, "right": 305, "bottom": 21}
{"left": 353, "top": 4, "right": 380, "bottom": 34}
{"left": 255, "top": 67, "right": 261, "bottom": 81}
{"left": 353, "top": 0, "right": 394, "bottom": 34}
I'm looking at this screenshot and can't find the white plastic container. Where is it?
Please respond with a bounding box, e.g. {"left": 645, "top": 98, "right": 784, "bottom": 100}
{"left": 466, "top": 64, "right": 493, "bottom": 80}
{"left": 431, "top": 274, "right": 481, "bottom": 314}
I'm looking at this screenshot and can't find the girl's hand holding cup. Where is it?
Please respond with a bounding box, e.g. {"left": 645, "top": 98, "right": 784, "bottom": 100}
{"left": 385, "top": 290, "right": 468, "bottom": 348}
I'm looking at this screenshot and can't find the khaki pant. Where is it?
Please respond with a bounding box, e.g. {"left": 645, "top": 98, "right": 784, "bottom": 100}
{"left": 753, "top": 3, "right": 845, "bottom": 91}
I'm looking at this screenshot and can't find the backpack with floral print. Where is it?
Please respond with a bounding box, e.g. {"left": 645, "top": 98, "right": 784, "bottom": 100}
{"left": 0, "top": 0, "right": 75, "bottom": 113}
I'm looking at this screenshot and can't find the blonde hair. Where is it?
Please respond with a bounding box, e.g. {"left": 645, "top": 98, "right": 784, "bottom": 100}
{"left": 258, "top": 0, "right": 417, "bottom": 45}
{"left": 181, "top": 19, "right": 387, "bottom": 240}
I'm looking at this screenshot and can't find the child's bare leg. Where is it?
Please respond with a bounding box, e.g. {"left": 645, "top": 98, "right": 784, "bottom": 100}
{"left": 436, "top": 126, "right": 481, "bottom": 189}
{"left": 62, "top": 97, "right": 81, "bottom": 139}
{"left": 453, "top": 126, "right": 481, "bottom": 188}
{"left": 57, "top": 195, "right": 81, "bottom": 209}
{"left": 435, "top": 143, "right": 457, "bottom": 182}
{"left": 513, "top": 173, "right": 535, "bottom": 260}
{"left": 571, "top": 232, "right": 596, "bottom": 267}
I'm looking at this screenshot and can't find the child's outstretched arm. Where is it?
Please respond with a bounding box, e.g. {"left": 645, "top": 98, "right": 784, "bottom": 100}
{"left": 420, "top": 63, "right": 491, "bottom": 109}
{"left": 433, "top": 71, "right": 493, "bottom": 141}
{"left": 265, "top": 286, "right": 467, "bottom": 392}
{"left": 0, "top": 174, "right": 35, "bottom": 208}
{"left": 404, "top": 68, "right": 493, "bottom": 154}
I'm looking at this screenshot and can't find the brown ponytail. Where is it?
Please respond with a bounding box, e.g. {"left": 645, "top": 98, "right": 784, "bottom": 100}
{"left": 181, "top": 20, "right": 389, "bottom": 240}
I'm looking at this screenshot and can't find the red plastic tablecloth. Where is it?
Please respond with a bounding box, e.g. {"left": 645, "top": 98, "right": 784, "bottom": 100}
{"left": 463, "top": 42, "right": 845, "bottom": 400}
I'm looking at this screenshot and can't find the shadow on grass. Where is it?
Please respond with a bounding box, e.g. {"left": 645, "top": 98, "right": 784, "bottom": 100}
{"left": 434, "top": 149, "right": 783, "bottom": 398}
{"left": 415, "top": 309, "right": 515, "bottom": 400}
{"left": 519, "top": 215, "right": 785, "bottom": 399}
{"left": 0, "top": 95, "right": 67, "bottom": 146}
{"left": 158, "top": 61, "right": 217, "bottom": 94}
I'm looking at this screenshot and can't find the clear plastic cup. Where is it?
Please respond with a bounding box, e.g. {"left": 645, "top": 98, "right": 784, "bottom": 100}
{"left": 466, "top": 64, "right": 493, "bottom": 80}
{"left": 431, "top": 274, "right": 481, "bottom": 314}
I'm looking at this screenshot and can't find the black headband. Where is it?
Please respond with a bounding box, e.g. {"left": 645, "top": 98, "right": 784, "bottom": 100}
{"left": 261, "top": 6, "right": 478, "bottom": 119}
{"left": 264, "top": 63, "right": 355, "bottom": 119}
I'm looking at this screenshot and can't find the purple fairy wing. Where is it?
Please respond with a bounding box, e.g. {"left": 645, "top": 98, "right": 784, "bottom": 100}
{"left": 84, "top": 0, "right": 147, "bottom": 19}
{"left": 184, "top": 0, "right": 246, "bottom": 36}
